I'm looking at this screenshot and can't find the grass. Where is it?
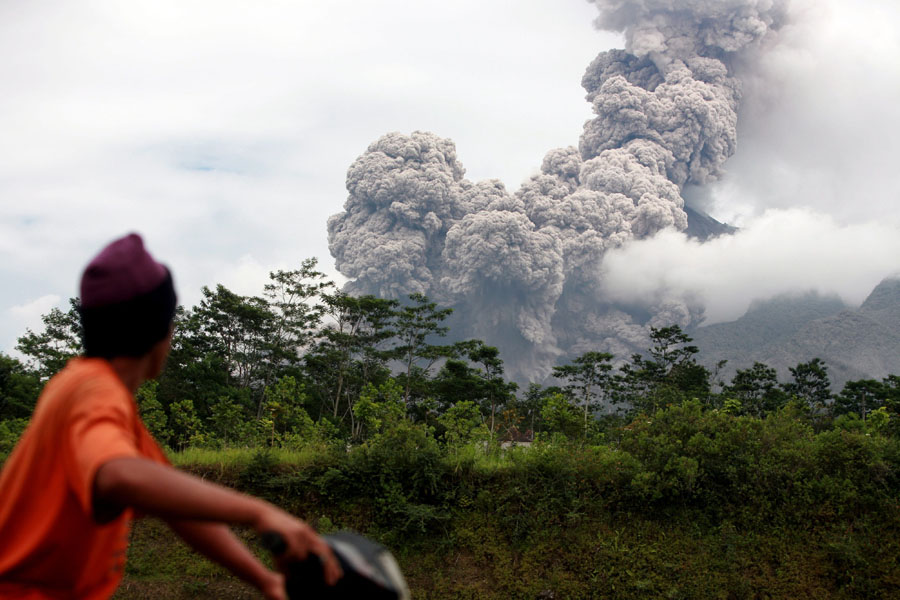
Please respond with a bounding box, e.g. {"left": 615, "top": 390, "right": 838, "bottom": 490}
{"left": 169, "top": 444, "right": 335, "bottom": 470}
{"left": 112, "top": 438, "right": 900, "bottom": 600}
{"left": 117, "top": 506, "right": 900, "bottom": 599}
{"left": 169, "top": 440, "right": 527, "bottom": 474}
{"left": 117, "top": 414, "right": 900, "bottom": 598}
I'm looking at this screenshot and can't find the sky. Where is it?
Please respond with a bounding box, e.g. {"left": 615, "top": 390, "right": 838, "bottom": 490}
{"left": 2, "top": 0, "right": 899, "bottom": 355}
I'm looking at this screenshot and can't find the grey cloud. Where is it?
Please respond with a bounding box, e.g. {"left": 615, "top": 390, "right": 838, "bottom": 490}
{"left": 328, "top": 0, "right": 797, "bottom": 381}
{"left": 328, "top": 131, "right": 469, "bottom": 298}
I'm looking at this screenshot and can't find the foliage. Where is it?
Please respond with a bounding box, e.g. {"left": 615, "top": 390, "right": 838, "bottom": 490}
{"left": 351, "top": 380, "right": 405, "bottom": 442}
{"left": 539, "top": 393, "right": 582, "bottom": 441}
{"left": 169, "top": 399, "right": 205, "bottom": 450}
{"left": 389, "top": 292, "right": 454, "bottom": 406}
{"left": 259, "top": 376, "right": 316, "bottom": 447}
{"left": 135, "top": 381, "right": 171, "bottom": 443}
{"left": 116, "top": 403, "right": 900, "bottom": 598}
{"left": 552, "top": 351, "right": 613, "bottom": 435}
{"left": 305, "top": 292, "right": 397, "bottom": 426}
{"left": 784, "top": 357, "right": 833, "bottom": 411}
{"left": 833, "top": 379, "right": 885, "bottom": 422}
{"left": 0, "top": 353, "right": 41, "bottom": 420}
{"left": 0, "top": 417, "right": 28, "bottom": 462}
{"left": 438, "top": 400, "right": 487, "bottom": 457}
{"left": 616, "top": 325, "right": 710, "bottom": 414}
{"left": 724, "top": 361, "right": 788, "bottom": 418}
{"left": 15, "top": 298, "right": 83, "bottom": 379}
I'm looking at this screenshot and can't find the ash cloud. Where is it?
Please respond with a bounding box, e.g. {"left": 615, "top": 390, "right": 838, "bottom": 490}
{"left": 328, "top": 131, "right": 468, "bottom": 299}
{"left": 329, "top": 0, "right": 807, "bottom": 380}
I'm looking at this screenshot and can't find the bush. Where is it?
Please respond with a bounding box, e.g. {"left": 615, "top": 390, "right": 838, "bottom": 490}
{"left": 0, "top": 418, "right": 28, "bottom": 463}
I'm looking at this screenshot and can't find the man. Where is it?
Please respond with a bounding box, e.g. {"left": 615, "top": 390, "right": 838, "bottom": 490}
{"left": 0, "top": 234, "right": 340, "bottom": 599}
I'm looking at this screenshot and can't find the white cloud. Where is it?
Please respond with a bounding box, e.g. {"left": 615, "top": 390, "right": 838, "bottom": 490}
{"left": 2, "top": 295, "right": 64, "bottom": 358}
{"left": 9, "top": 294, "right": 62, "bottom": 322}
{"left": 600, "top": 209, "right": 900, "bottom": 324}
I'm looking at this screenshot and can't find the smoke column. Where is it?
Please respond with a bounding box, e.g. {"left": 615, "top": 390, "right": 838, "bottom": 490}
{"left": 328, "top": 0, "right": 790, "bottom": 381}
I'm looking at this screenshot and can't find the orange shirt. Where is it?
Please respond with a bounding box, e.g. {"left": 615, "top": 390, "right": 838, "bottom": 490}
{"left": 0, "top": 358, "right": 169, "bottom": 599}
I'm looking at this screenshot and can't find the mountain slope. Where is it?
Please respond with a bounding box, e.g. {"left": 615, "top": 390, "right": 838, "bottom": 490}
{"left": 692, "top": 279, "right": 900, "bottom": 389}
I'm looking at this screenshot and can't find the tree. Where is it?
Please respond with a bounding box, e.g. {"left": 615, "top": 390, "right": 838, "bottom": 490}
{"left": 430, "top": 340, "right": 516, "bottom": 441}
{"left": 459, "top": 341, "right": 517, "bottom": 442}
{"left": 351, "top": 380, "right": 405, "bottom": 442}
{"left": 438, "top": 400, "right": 486, "bottom": 460}
{"left": 189, "top": 285, "right": 277, "bottom": 415}
{"left": 259, "top": 376, "right": 315, "bottom": 446}
{"left": 783, "top": 358, "right": 832, "bottom": 412}
{"left": 540, "top": 393, "right": 582, "bottom": 440}
{"left": 647, "top": 325, "right": 700, "bottom": 375}
{"left": 169, "top": 399, "right": 204, "bottom": 450}
{"left": 833, "top": 379, "right": 884, "bottom": 422}
{"left": 262, "top": 259, "right": 333, "bottom": 374}
{"left": 305, "top": 292, "right": 397, "bottom": 427}
{"left": 431, "top": 358, "right": 481, "bottom": 410}
{"left": 209, "top": 395, "right": 252, "bottom": 448}
{"left": 513, "top": 383, "right": 558, "bottom": 437}
{"left": 0, "top": 353, "right": 41, "bottom": 419}
{"left": 880, "top": 375, "right": 900, "bottom": 436}
{"left": 724, "top": 362, "right": 787, "bottom": 418}
{"left": 0, "top": 418, "right": 28, "bottom": 459}
{"left": 135, "top": 381, "right": 171, "bottom": 444}
{"left": 706, "top": 359, "right": 729, "bottom": 408}
{"left": 552, "top": 351, "right": 614, "bottom": 436}
{"left": 390, "top": 293, "right": 454, "bottom": 406}
{"left": 616, "top": 325, "right": 709, "bottom": 414}
{"left": 16, "top": 299, "right": 83, "bottom": 379}
{"left": 155, "top": 306, "right": 234, "bottom": 419}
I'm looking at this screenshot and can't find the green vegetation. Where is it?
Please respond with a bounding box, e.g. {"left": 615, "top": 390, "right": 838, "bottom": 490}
{"left": 112, "top": 404, "right": 900, "bottom": 598}
{"left": 4, "top": 258, "right": 900, "bottom": 597}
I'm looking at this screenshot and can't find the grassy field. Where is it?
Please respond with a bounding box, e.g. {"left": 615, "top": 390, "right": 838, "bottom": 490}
{"left": 114, "top": 432, "right": 900, "bottom": 599}
{"left": 116, "top": 502, "right": 900, "bottom": 599}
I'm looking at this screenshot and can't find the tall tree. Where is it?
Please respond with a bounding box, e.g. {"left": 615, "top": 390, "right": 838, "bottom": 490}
{"left": 390, "top": 293, "right": 454, "bottom": 406}
{"left": 262, "top": 259, "right": 333, "bottom": 373}
{"left": 725, "top": 362, "right": 787, "bottom": 418}
{"left": 647, "top": 325, "right": 700, "bottom": 375}
{"left": 189, "top": 285, "right": 277, "bottom": 415}
{"left": 458, "top": 340, "right": 517, "bottom": 441}
{"left": 306, "top": 292, "right": 396, "bottom": 427}
{"left": 833, "top": 379, "right": 884, "bottom": 422}
{"left": 0, "top": 353, "right": 41, "bottom": 419}
{"left": 552, "top": 351, "right": 614, "bottom": 436}
{"left": 16, "top": 299, "right": 83, "bottom": 379}
{"left": 155, "top": 306, "right": 235, "bottom": 419}
{"left": 783, "top": 358, "right": 832, "bottom": 412}
{"left": 513, "top": 383, "right": 559, "bottom": 437}
{"left": 617, "top": 325, "right": 708, "bottom": 413}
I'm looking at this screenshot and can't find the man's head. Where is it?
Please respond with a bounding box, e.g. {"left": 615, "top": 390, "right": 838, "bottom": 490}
{"left": 79, "top": 234, "right": 177, "bottom": 364}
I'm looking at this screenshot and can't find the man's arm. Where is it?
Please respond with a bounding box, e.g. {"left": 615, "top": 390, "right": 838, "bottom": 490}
{"left": 93, "top": 457, "right": 341, "bottom": 585}
{"left": 167, "top": 520, "right": 285, "bottom": 600}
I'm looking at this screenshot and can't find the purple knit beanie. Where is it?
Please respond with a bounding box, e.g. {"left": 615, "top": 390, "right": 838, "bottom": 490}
{"left": 79, "top": 233, "right": 177, "bottom": 358}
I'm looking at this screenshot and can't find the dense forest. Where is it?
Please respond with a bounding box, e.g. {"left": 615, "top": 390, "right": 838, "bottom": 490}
{"left": 3, "top": 258, "right": 898, "bottom": 455}
{"left": 3, "top": 260, "right": 900, "bottom": 598}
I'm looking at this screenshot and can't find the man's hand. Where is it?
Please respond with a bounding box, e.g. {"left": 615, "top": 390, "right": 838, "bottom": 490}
{"left": 94, "top": 458, "right": 341, "bottom": 590}
{"left": 167, "top": 520, "right": 287, "bottom": 600}
{"left": 259, "top": 570, "right": 287, "bottom": 600}
{"left": 254, "top": 506, "right": 343, "bottom": 586}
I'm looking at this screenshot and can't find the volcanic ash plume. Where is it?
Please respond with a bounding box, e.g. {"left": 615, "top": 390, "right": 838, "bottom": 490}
{"left": 327, "top": 132, "right": 468, "bottom": 299}
{"left": 328, "top": 0, "right": 790, "bottom": 380}
{"left": 327, "top": 133, "right": 567, "bottom": 374}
